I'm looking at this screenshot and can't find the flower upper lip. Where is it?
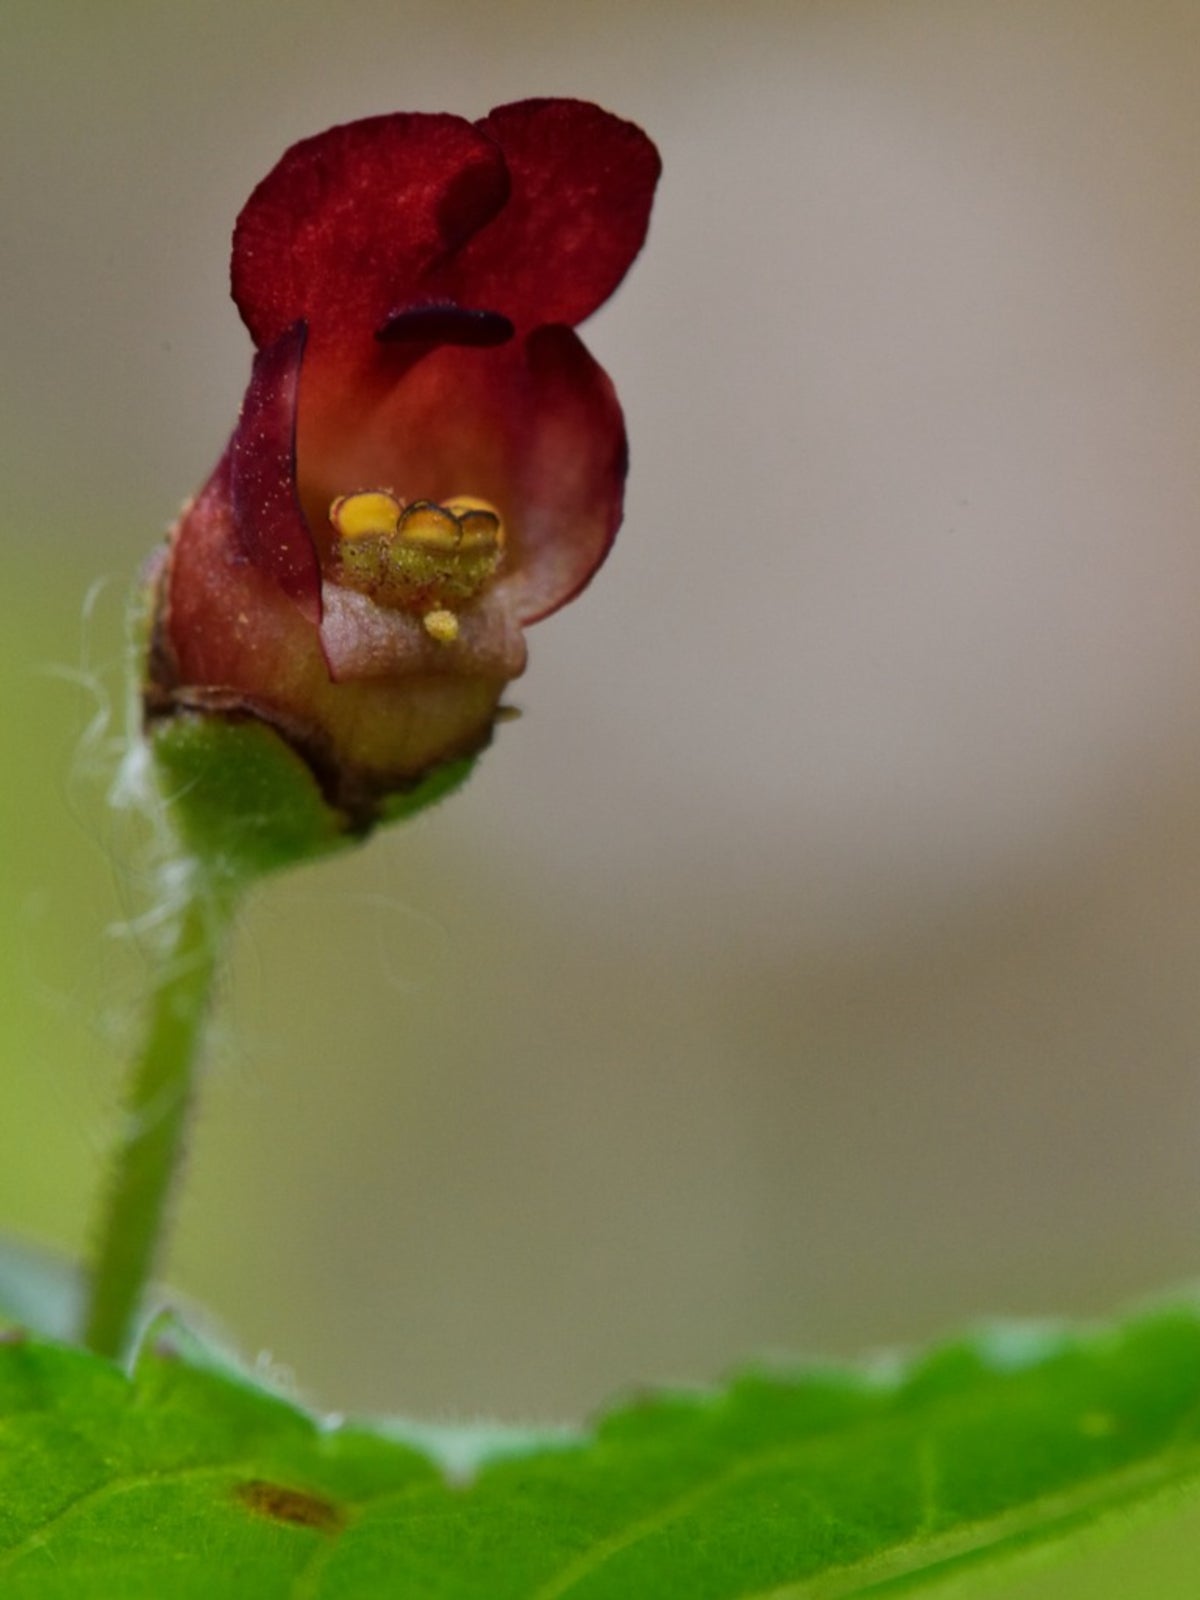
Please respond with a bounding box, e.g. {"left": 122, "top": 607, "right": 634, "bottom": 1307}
{"left": 231, "top": 99, "right": 661, "bottom": 348}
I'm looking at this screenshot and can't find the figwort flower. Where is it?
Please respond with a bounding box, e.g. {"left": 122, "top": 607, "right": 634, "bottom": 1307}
{"left": 148, "top": 100, "right": 660, "bottom": 823}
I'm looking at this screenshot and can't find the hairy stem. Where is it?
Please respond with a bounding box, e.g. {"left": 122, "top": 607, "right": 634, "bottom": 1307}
{"left": 84, "top": 870, "right": 235, "bottom": 1360}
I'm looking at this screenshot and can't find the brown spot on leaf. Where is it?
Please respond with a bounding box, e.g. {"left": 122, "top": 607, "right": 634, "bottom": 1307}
{"left": 0, "top": 1327, "right": 28, "bottom": 1346}
{"left": 235, "top": 1479, "right": 346, "bottom": 1535}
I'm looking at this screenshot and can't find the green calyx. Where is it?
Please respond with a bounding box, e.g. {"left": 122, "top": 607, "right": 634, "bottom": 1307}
{"left": 150, "top": 714, "right": 477, "bottom": 888}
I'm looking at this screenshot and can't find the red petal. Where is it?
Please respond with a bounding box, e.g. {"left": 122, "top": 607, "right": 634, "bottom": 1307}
{"left": 164, "top": 453, "right": 325, "bottom": 712}
{"left": 499, "top": 325, "right": 629, "bottom": 621}
{"left": 232, "top": 114, "right": 510, "bottom": 350}
{"left": 450, "top": 99, "right": 661, "bottom": 330}
{"left": 229, "top": 323, "right": 322, "bottom": 622}
{"left": 295, "top": 326, "right": 627, "bottom": 626}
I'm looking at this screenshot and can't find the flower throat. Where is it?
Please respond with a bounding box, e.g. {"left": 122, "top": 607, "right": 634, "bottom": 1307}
{"left": 328, "top": 490, "right": 505, "bottom": 643}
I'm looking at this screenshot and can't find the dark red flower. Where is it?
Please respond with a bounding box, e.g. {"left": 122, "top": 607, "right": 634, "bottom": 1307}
{"left": 149, "top": 99, "right": 659, "bottom": 819}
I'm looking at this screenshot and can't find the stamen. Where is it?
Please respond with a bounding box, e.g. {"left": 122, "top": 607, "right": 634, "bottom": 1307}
{"left": 398, "top": 501, "right": 462, "bottom": 548}
{"left": 443, "top": 497, "right": 505, "bottom": 551}
{"left": 327, "top": 490, "right": 506, "bottom": 620}
{"left": 329, "top": 491, "right": 401, "bottom": 540}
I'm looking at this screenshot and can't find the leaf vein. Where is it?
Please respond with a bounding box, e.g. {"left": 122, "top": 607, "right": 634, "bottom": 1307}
{"left": 526, "top": 1442, "right": 870, "bottom": 1600}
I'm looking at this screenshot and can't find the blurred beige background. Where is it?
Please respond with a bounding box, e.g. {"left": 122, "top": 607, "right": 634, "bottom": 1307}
{"left": 5, "top": 1, "right": 1200, "bottom": 1591}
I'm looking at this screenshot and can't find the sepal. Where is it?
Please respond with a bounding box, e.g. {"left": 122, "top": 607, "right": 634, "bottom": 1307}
{"left": 149, "top": 714, "right": 476, "bottom": 886}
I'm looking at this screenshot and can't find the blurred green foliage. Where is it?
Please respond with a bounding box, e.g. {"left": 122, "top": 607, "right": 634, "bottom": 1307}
{"left": 0, "top": 556, "right": 126, "bottom": 1252}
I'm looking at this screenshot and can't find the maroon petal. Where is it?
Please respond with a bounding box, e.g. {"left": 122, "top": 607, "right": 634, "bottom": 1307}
{"left": 501, "top": 325, "right": 629, "bottom": 621}
{"left": 229, "top": 322, "right": 322, "bottom": 622}
{"left": 232, "top": 114, "right": 510, "bottom": 350}
{"left": 162, "top": 453, "right": 327, "bottom": 715}
{"left": 443, "top": 99, "right": 661, "bottom": 331}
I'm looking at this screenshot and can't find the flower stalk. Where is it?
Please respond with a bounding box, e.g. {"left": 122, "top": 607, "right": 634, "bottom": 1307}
{"left": 83, "top": 867, "right": 235, "bottom": 1361}
{"left": 83, "top": 712, "right": 474, "bottom": 1359}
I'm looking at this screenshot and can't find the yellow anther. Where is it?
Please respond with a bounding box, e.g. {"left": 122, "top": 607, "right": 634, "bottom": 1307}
{"left": 444, "top": 497, "right": 505, "bottom": 550}
{"left": 329, "top": 491, "right": 402, "bottom": 541}
{"left": 423, "top": 609, "right": 460, "bottom": 644}
{"left": 443, "top": 495, "right": 496, "bottom": 517}
{"left": 398, "top": 500, "right": 461, "bottom": 548}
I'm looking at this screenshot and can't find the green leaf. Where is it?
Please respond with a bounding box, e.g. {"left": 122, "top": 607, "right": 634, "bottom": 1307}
{"left": 3, "top": 1303, "right": 1200, "bottom": 1595}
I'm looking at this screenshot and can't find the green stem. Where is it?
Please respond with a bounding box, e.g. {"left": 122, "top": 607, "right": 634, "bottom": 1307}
{"left": 83, "top": 869, "right": 235, "bottom": 1361}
